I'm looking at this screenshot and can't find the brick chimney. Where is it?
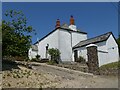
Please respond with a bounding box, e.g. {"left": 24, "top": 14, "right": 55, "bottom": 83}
{"left": 69, "top": 15, "right": 77, "bottom": 31}
{"left": 55, "top": 19, "right": 60, "bottom": 28}
{"left": 70, "top": 15, "right": 75, "bottom": 25}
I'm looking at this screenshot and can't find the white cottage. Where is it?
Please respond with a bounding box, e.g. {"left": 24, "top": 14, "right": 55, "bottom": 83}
{"left": 28, "top": 16, "right": 119, "bottom": 66}
{"left": 29, "top": 16, "right": 87, "bottom": 61}
{"left": 73, "top": 32, "right": 119, "bottom": 66}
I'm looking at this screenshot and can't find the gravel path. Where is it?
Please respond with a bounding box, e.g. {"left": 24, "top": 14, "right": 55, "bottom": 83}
{"left": 31, "top": 62, "right": 118, "bottom": 88}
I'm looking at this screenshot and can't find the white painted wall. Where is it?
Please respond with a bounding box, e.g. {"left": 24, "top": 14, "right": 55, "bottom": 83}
{"left": 98, "top": 51, "right": 108, "bottom": 67}
{"left": 73, "top": 47, "right": 87, "bottom": 62}
{"left": 59, "top": 29, "right": 87, "bottom": 62}
{"left": 69, "top": 25, "right": 77, "bottom": 31}
{"left": 72, "top": 32, "right": 87, "bottom": 47}
{"left": 106, "top": 35, "right": 119, "bottom": 64}
{"left": 98, "top": 35, "right": 119, "bottom": 66}
{"left": 96, "top": 41, "right": 109, "bottom": 66}
{"left": 28, "top": 48, "right": 38, "bottom": 60}
{"left": 37, "top": 30, "right": 59, "bottom": 59}
{"left": 59, "top": 29, "right": 72, "bottom": 61}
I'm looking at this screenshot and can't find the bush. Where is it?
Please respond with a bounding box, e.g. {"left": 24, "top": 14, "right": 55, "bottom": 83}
{"left": 36, "top": 54, "right": 40, "bottom": 60}
{"left": 31, "top": 58, "right": 38, "bottom": 62}
{"left": 48, "top": 48, "right": 61, "bottom": 64}
{"left": 77, "top": 56, "right": 86, "bottom": 64}
{"left": 24, "top": 57, "right": 30, "bottom": 62}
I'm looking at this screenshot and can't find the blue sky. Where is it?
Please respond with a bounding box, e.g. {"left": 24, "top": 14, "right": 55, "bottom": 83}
{"left": 2, "top": 2, "right": 118, "bottom": 44}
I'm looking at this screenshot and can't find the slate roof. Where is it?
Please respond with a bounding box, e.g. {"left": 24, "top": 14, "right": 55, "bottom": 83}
{"left": 34, "top": 25, "right": 87, "bottom": 45}
{"left": 73, "top": 32, "right": 112, "bottom": 49}
{"left": 31, "top": 45, "right": 38, "bottom": 51}
{"left": 61, "top": 23, "right": 69, "bottom": 29}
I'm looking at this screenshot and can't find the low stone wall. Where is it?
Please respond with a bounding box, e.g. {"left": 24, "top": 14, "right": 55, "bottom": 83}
{"left": 55, "top": 62, "right": 88, "bottom": 73}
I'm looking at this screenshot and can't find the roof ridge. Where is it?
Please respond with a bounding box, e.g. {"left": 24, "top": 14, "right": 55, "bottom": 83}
{"left": 73, "top": 31, "right": 112, "bottom": 48}
{"left": 80, "top": 32, "right": 112, "bottom": 43}
{"left": 34, "top": 27, "right": 87, "bottom": 45}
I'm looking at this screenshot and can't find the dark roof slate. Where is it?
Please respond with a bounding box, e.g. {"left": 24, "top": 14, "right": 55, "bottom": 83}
{"left": 73, "top": 32, "right": 112, "bottom": 49}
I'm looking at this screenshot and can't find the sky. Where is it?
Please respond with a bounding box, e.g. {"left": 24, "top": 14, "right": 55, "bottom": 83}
{"left": 2, "top": 2, "right": 119, "bottom": 44}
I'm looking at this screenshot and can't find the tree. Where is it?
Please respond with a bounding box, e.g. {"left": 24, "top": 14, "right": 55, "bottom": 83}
{"left": 2, "top": 10, "right": 35, "bottom": 58}
{"left": 48, "top": 48, "right": 61, "bottom": 64}
{"left": 117, "top": 37, "right": 120, "bottom": 55}
{"left": 117, "top": 37, "right": 120, "bottom": 47}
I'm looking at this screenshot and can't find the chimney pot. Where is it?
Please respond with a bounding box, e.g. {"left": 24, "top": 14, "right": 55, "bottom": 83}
{"left": 55, "top": 19, "right": 60, "bottom": 28}
{"left": 70, "top": 15, "right": 75, "bottom": 25}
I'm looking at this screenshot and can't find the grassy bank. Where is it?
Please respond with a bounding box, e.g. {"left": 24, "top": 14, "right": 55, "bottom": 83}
{"left": 99, "top": 61, "right": 120, "bottom": 76}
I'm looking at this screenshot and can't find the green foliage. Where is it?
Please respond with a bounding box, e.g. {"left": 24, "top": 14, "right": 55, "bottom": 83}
{"left": 117, "top": 37, "right": 120, "bottom": 47}
{"left": 117, "top": 37, "right": 120, "bottom": 46}
{"left": 0, "top": 25, "right": 1, "bottom": 43}
{"left": 2, "top": 10, "right": 36, "bottom": 57}
{"left": 48, "top": 48, "right": 61, "bottom": 64}
{"left": 31, "top": 58, "right": 38, "bottom": 62}
{"left": 36, "top": 54, "right": 40, "bottom": 60}
{"left": 77, "top": 56, "right": 86, "bottom": 64}
{"left": 117, "top": 37, "right": 120, "bottom": 55}
{"left": 47, "top": 60, "right": 56, "bottom": 65}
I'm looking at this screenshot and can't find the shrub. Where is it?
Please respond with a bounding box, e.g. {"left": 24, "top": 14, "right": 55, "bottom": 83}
{"left": 48, "top": 48, "right": 61, "bottom": 64}
{"left": 24, "top": 57, "right": 30, "bottom": 62}
{"left": 77, "top": 56, "right": 86, "bottom": 64}
{"left": 36, "top": 54, "right": 40, "bottom": 60}
{"left": 31, "top": 58, "right": 38, "bottom": 62}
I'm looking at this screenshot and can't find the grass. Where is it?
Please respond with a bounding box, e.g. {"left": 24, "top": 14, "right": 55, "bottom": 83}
{"left": 100, "top": 61, "right": 120, "bottom": 69}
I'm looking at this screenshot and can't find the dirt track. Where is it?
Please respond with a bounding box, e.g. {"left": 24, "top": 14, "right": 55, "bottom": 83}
{"left": 2, "top": 62, "right": 118, "bottom": 88}
{"left": 32, "top": 62, "right": 118, "bottom": 88}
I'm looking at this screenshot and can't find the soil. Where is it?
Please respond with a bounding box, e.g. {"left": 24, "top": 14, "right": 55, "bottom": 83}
{"left": 2, "top": 61, "right": 118, "bottom": 88}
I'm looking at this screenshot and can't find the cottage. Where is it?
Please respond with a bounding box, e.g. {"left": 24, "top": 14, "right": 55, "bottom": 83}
{"left": 28, "top": 16, "right": 119, "bottom": 67}
{"left": 73, "top": 32, "right": 119, "bottom": 66}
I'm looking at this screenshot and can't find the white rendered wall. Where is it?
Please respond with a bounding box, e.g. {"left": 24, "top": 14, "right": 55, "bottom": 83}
{"left": 59, "top": 29, "right": 87, "bottom": 62}
{"left": 59, "top": 29, "right": 72, "bottom": 61}
{"left": 73, "top": 46, "right": 87, "bottom": 62}
{"left": 28, "top": 48, "right": 38, "bottom": 60}
{"left": 96, "top": 41, "right": 109, "bottom": 67}
{"left": 69, "top": 25, "right": 77, "bottom": 31}
{"left": 72, "top": 32, "right": 87, "bottom": 47}
{"left": 106, "top": 35, "right": 119, "bottom": 64}
{"left": 98, "top": 51, "right": 108, "bottom": 67}
{"left": 37, "top": 30, "right": 59, "bottom": 59}
{"left": 71, "top": 32, "right": 87, "bottom": 61}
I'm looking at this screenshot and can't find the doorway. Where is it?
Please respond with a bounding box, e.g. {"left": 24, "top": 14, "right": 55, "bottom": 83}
{"left": 74, "top": 50, "right": 78, "bottom": 62}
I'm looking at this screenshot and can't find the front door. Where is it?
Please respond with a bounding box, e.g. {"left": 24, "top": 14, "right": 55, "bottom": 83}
{"left": 74, "top": 50, "right": 78, "bottom": 62}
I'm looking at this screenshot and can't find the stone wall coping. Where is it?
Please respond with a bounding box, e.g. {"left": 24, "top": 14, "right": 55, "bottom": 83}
{"left": 86, "top": 44, "right": 97, "bottom": 48}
